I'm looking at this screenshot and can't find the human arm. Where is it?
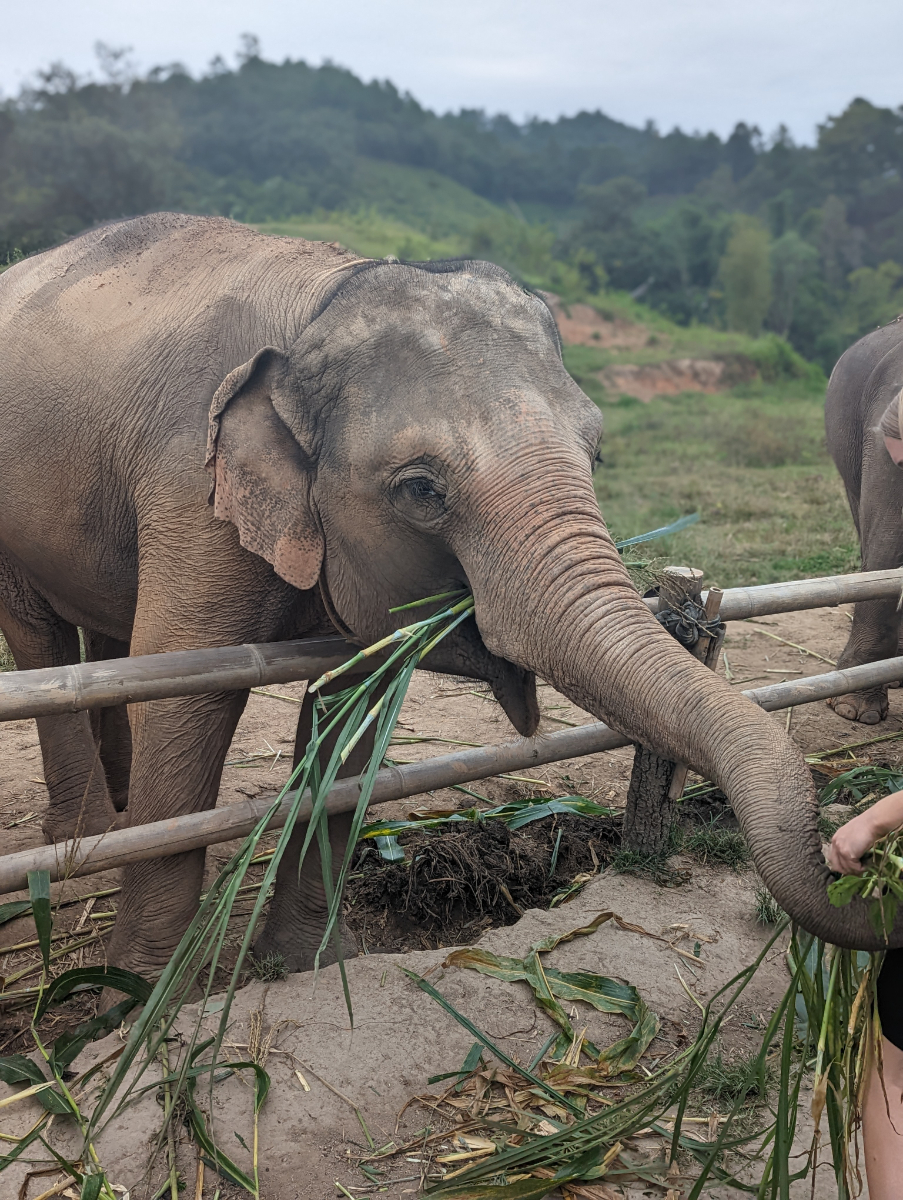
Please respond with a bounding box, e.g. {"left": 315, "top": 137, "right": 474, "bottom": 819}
{"left": 826, "top": 789, "right": 903, "bottom": 876}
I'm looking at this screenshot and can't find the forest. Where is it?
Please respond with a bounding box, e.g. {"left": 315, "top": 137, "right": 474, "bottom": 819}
{"left": 3, "top": 40, "right": 903, "bottom": 368}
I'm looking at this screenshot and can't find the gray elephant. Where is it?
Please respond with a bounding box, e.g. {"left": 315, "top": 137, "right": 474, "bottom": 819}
{"left": 825, "top": 322, "right": 903, "bottom": 724}
{"left": 0, "top": 214, "right": 886, "bottom": 988}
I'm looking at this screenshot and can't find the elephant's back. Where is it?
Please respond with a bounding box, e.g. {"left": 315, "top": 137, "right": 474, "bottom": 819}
{"left": 0, "top": 213, "right": 363, "bottom": 451}
{"left": 0, "top": 213, "right": 351, "bottom": 350}
{"left": 826, "top": 320, "right": 903, "bottom": 467}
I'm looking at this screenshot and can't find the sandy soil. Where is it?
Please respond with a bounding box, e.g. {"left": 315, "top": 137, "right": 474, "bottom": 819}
{"left": 0, "top": 602, "right": 896, "bottom": 1198}
{"left": 539, "top": 294, "right": 650, "bottom": 351}
{"left": 599, "top": 359, "right": 727, "bottom": 403}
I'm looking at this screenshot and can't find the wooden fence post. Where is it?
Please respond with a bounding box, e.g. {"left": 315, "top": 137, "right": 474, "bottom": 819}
{"left": 622, "top": 570, "right": 724, "bottom": 855}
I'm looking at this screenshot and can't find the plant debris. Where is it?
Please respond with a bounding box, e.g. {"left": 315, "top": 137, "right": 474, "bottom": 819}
{"left": 346, "top": 814, "right": 620, "bottom": 951}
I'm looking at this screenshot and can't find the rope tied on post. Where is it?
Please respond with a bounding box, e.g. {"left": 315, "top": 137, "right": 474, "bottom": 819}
{"left": 655, "top": 600, "right": 724, "bottom": 650}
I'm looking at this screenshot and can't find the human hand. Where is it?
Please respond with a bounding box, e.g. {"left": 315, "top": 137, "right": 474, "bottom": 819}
{"left": 826, "top": 810, "right": 880, "bottom": 876}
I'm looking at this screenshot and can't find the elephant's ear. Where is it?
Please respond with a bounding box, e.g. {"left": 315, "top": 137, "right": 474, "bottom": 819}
{"left": 206, "top": 348, "right": 323, "bottom": 591}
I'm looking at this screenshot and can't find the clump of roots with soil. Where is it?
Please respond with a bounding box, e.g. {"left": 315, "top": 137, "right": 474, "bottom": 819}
{"left": 347, "top": 813, "right": 620, "bottom": 952}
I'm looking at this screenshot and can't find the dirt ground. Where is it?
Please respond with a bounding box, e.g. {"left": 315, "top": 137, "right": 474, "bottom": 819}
{"left": 0, "top": 601, "right": 897, "bottom": 1198}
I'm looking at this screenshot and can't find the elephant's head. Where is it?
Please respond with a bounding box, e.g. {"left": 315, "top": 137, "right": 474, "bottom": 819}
{"left": 208, "top": 258, "right": 899, "bottom": 950}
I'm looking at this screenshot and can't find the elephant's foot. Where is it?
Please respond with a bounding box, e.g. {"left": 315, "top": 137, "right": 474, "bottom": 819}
{"left": 827, "top": 687, "right": 889, "bottom": 724}
{"left": 252, "top": 919, "right": 359, "bottom": 975}
{"left": 42, "top": 803, "right": 126, "bottom": 844}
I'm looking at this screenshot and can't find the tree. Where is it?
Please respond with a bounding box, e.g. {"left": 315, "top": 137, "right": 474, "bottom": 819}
{"left": 770, "top": 231, "right": 818, "bottom": 336}
{"left": 819, "top": 196, "right": 862, "bottom": 288}
{"left": 844, "top": 261, "right": 903, "bottom": 340}
{"left": 720, "top": 218, "right": 772, "bottom": 336}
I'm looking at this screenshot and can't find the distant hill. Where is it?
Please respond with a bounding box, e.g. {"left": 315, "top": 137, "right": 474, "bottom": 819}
{"left": 3, "top": 48, "right": 903, "bottom": 368}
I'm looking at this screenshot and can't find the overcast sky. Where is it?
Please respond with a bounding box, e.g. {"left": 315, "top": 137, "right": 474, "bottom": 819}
{"left": 2, "top": 0, "right": 901, "bottom": 143}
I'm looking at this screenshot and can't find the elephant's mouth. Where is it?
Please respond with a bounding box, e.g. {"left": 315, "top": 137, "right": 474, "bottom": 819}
{"left": 420, "top": 620, "right": 540, "bottom": 736}
{"left": 317, "top": 578, "right": 539, "bottom": 737}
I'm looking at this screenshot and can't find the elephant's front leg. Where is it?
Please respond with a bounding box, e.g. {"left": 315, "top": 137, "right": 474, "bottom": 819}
{"left": 828, "top": 595, "right": 901, "bottom": 723}
{"left": 253, "top": 679, "right": 386, "bottom": 972}
{"left": 105, "top": 689, "right": 248, "bottom": 981}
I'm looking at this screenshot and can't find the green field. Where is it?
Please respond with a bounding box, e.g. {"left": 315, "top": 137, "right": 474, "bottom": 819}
{"left": 586, "top": 382, "right": 856, "bottom": 589}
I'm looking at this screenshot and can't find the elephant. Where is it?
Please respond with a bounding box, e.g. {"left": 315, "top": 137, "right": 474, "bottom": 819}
{"left": 0, "top": 213, "right": 892, "bottom": 990}
{"left": 825, "top": 320, "right": 903, "bottom": 724}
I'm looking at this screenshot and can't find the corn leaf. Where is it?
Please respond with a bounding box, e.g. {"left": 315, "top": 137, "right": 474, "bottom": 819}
{"left": 529, "top": 912, "right": 614, "bottom": 954}
{"left": 374, "top": 835, "right": 405, "bottom": 862}
{"left": 27, "top": 870, "right": 51, "bottom": 973}
{"left": 358, "top": 796, "right": 615, "bottom": 843}
{"left": 443, "top": 914, "right": 652, "bottom": 1069}
{"left": 594, "top": 1002, "right": 660, "bottom": 1072}
{"left": 540, "top": 969, "right": 638, "bottom": 1018}
{"left": 0, "top": 1055, "right": 72, "bottom": 1115}
{"left": 35, "top": 966, "right": 152, "bottom": 1020}
{"left": 0, "top": 1115, "right": 50, "bottom": 1171}
{"left": 428, "top": 1041, "right": 484, "bottom": 1086}
{"left": 185, "top": 1073, "right": 258, "bottom": 1193}
{"left": 80, "top": 1177, "right": 103, "bottom": 1200}
{"left": 50, "top": 997, "right": 140, "bottom": 1072}
{"left": 0, "top": 900, "right": 32, "bottom": 927}
{"left": 442, "top": 947, "right": 530, "bottom": 982}
{"left": 613, "top": 512, "right": 700, "bottom": 549}
{"left": 403, "top": 968, "right": 582, "bottom": 1116}
{"left": 497, "top": 797, "right": 616, "bottom": 830}
{"left": 522, "top": 949, "right": 583, "bottom": 1046}
{"left": 827, "top": 875, "right": 867, "bottom": 907}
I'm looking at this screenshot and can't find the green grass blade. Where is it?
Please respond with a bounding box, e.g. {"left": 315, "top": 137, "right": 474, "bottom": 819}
{"left": 614, "top": 512, "right": 700, "bottom": 549}
{"left": 35, "top": 966, "right": 152, "bottom": 1020}
{"left": 80, "top": 1177, "right": 103, "bottom": 1200}
{"left": 389, "top": 588, "right": 469, "bottom": 612}
{"left": 27, "top": 870, "right": 51, "bottom": 974}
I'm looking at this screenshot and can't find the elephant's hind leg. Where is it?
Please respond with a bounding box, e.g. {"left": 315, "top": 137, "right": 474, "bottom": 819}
{"left": 0, "top": 555, "right": 119, "bottom": 841}
{"left": 84, "top": 632, "right": 132, "bottom": 812}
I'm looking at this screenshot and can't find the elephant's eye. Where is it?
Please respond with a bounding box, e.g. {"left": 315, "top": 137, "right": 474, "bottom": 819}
{"left": 403, "top": 477, "right": 444, "bottom": 504}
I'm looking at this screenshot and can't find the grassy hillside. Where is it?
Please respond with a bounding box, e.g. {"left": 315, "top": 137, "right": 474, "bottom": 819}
{"left": 257, "top": 159, "right": 506, "bottom": 258}
{"left": 258, "top": 210, "right": 461, "bottom": 261}
{"left": 562, "top": 301, "right": 847, "bottom": 589}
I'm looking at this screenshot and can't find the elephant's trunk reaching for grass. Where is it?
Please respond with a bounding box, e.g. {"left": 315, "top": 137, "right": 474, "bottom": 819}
{"left": 459, "top": 459, "right": 902, "bottom": 950}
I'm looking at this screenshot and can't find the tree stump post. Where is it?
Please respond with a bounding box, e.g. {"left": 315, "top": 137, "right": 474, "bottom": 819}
{"left": 622, "top": 569, "right": 725, "bottom": 855}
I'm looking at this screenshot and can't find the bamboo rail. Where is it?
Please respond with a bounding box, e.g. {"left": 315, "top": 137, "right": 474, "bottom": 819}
{"left": 1, "top": 568, "right": 900, "bottom": 723}
{"left": 0, "top": 637, "right": 362, "bottom": 722}
{"left": 2, "top": 653, "right": 903, "bottom": 894}
{"left": 691, "top": 567, "right": 903, "bottom": 622}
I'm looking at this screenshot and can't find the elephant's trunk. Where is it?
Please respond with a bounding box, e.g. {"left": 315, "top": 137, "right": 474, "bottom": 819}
{"left": 458, "top": 458, "right": 900, "bottom": 950}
